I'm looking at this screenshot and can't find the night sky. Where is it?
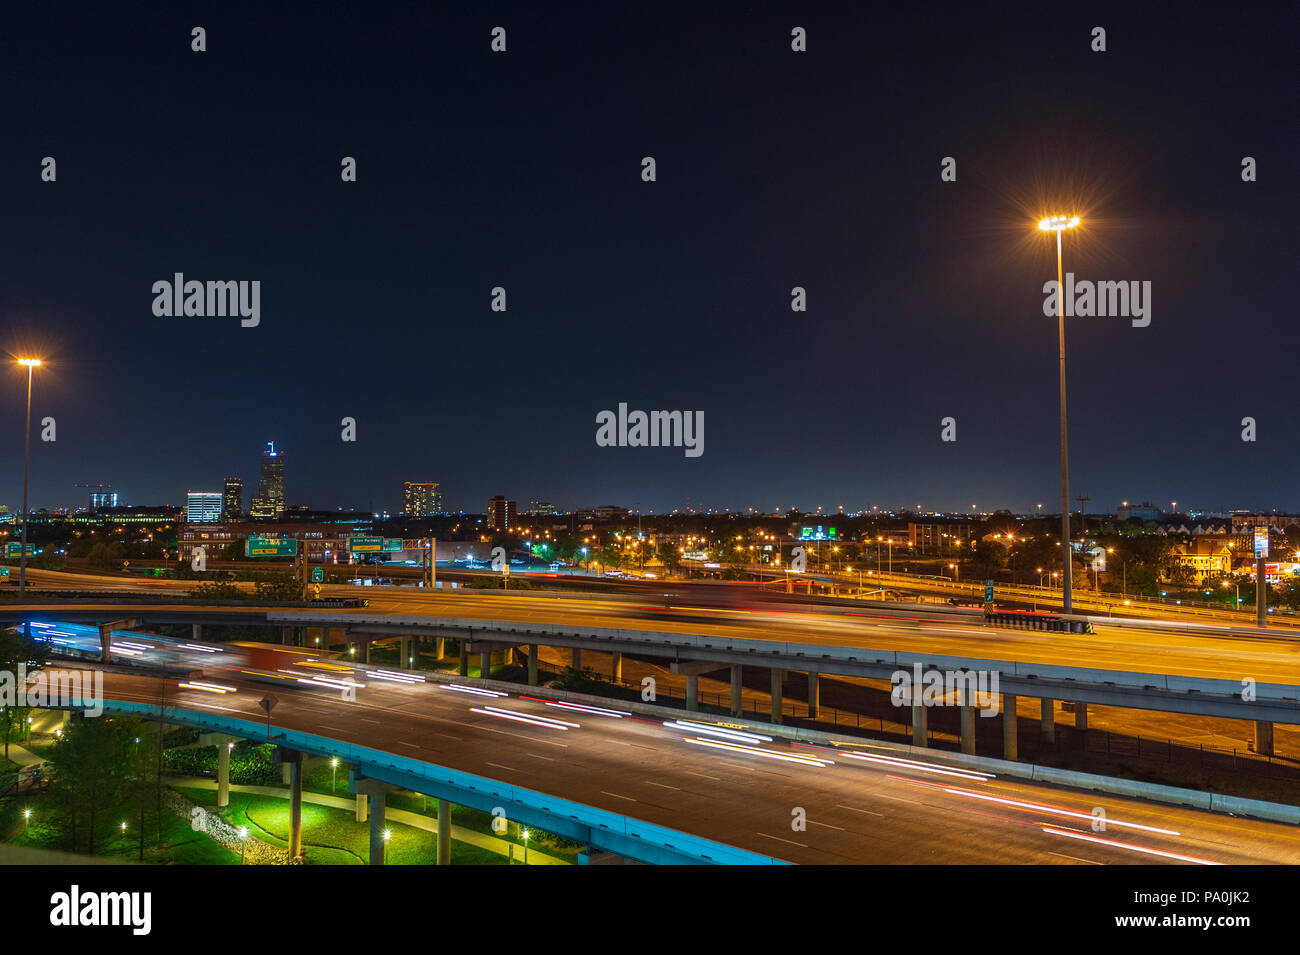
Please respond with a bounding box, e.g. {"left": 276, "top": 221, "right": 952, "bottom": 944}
{"left": 2, "top": 3, "right": 1295, "bottom": 516}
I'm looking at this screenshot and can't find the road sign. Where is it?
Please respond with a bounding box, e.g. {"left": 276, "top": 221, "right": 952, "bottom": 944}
{"left": 984, "top": 579, "right": 995, "bottom": 603}
{"left": 246, "top": 536, "right": 297, "bottom": 557}
{"left": 312, "top": 583, "right": 322, "bottom": 598}
{"left": 382, "top": 539, "right": 403, "bottom": 552}
{"left": 0, "top": 567, "right": 8, "bottom": 577}
{"left": 311, "top": 566, "right": 324, "bottom": 583}
{"left": 348, "top": 536, "right": 383, "bottom": 553}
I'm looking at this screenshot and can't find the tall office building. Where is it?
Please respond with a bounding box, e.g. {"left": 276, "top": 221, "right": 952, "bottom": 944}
{"left": 250, "top": 442, "right": 286, "bottom": 520}
{"left": 186, "top": 491, "right": 223, "bottom": 523}
{"left": 89, "top": 489, "right": 119, "bottom": 512}
{"left": 486, "top": 495, "right": 517, "bottom": 532}
{"left": 222, "top": 477, "right": 243, "bottom": 521}
{"left": 402, "top": 481, "right": 443, "bottom": 516}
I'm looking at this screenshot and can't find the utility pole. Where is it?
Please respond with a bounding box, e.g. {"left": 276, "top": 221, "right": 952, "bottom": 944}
{"left": 1075, "top": 493, "right": 1090, "bottom": 537}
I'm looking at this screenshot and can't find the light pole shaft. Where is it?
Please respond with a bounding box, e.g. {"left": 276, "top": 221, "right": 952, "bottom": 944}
{"left": 20, "top": 366, "right": 33, "bottom": 597}
{"left": 1056, "top": 228, "right": 1072, "bottom": 613}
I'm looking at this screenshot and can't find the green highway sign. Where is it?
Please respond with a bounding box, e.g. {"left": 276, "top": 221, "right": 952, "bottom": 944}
{"left": 5, "top": 542, "right": 37, "bottom": 558}
{"left": 984, "top": 579, "right": 995, "bottom": 603}
{"left": 311, "top": 566, "right": 324, "bottom": 582}
{"left": 246, "top": 536, "right": 298, "bottom": 557}
{"left": 382, "top": 539, "right": 403, "bottom": 552}
{"left": 0, "top": 567, "right": 9, "bottom": 577}
{"left": 349, "top": 536, "right": 383, "bottom": 553}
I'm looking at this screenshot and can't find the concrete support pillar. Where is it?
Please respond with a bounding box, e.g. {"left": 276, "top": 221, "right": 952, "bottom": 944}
{"left": 480, "top": 648, "right": 492, "bottom": 679}
{"left": 458, "top": 641, "right": 468, "bottom": 677}
{"left": 1255, "top": 720, "right": 1275, "bottom": 757}
{"left": 355, "top": 793, "right": 368, "bottom": 823}
{"left": 288, "top": 753, "right": 303, "bottom": 862}
{"left": 611, "top": 652, "right": 622, "bottom": 682}
{"left": 527, "top": 644, "right": 538, "bottom": 686}
{"left": 770, "top": 668, "right": 783, "bottom": 725}
{"left": 807, "top": 672, "right": 820, "bottom": 719}
{"left": 1002, "top": 693, "right": 1018, "bottom": 761}
{"left": 571, "top": 648, "right": 582, "bottom": 670}
{"left": 191, "top": 623, "right": 202, "bottom": 642}
{"left": 1040, "top": 697, "right": 1056, "bottom": 744}
{"left": 365, "top": 640, "right": 373, "bottom": 664}
{"left": 730, "top": 665, "right": 743, "bottom": 716}
{"left": 399, "top": 635, "right": 410, "bottom": 668}
{"left": 686, "top": 674, "right": 699, "bottom": 712}
{"left": 960, "top": 705, "right": 976, "bottom": 755}
{"left": 368, "top": 792, "right": 387, "bottom": 865}
{"left": 437, "top": 799, "right": 451, "bottom": 865}
{"left": 911, "top": 699, "right": 928, "bottom": 748}
{"left": 435, "top": 637, "right": 445, "bottom": 660}
{"left": 281, "top": 625, "right": 294, "bottom": 646}
{"left": 217, "top": 741, "right": 231, "bottom": 808}
{"left": 1074, "top": 701, "right": 1088, "bottom": 731}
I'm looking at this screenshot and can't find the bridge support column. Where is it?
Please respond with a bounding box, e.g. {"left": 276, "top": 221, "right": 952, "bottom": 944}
{"left": 288, "top": 752, "right": 303, "bottom": 862}
{"left": 200, "top": 733, "right": 237, "bottom": 807}
{"left": 281, "top": 626, "right": 294, "bottom": 646}
{"left": 191, "top": 623, "right": 202, "bottom": 642}
{"left": 458, "top": 641, "right": 468, "bottom": 677}
{"left": 911, "top": 699, "right": 928, "bottom": 748}
{"left": 350, "top": 775, "right": 396, "bottom": 865}
{"left": 686, "top": 674, "right": 698, "bottom": 711}
{"left": 1002, "top": 694, "right": 1018, "bottom": 761}
{"left": 960, "top": 705, "right": 976, "bottom": 755}
{"left": 435, "top": 637, "right": 445, "bottom": 660}
{"left": 399, "top": 635, "right": 410, "bottom": 668}
{"left": 365, "top": 639, "right": 373, "bottom": 664}
{"left": 1074, "top": 702, "right": 1088, "bottom": 731}
{"left": 480, "top": 648, "right": 492, "bottom": 679}
{"left": 770, "top": 669, "right": 783, "bottom": 725}
{"left": 437, "top": 799, "right": 451, "bottom": 865}
{"left": 355, "top": 793, "right": 368, "bottom": 823}
{"left": 611, "top": 652, "right": 622, "bottom": 682}
{"left": 730, "top": 665, "right": 742, "bottom": 716}
{"left": 807, "top": 672, "right": 820, "bottom": 719}
{"left": 571, "top": 648, "right": 582, "bottom": 670}
{"left": 528, "top": 645, "right": 538, "bottom": 686}
{"left": 1040, "top": 697, "right": 1055, "bottom": 744}
{"left": 1254, "top": 720, "right": 1274, "bottom": 757}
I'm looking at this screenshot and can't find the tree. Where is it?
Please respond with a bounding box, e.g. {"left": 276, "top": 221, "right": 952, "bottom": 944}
{"left": 656, "top": 542, "right": 682, "bottom": 575}
{"left": 0, "top": 626, "right": 50, "bottom": 760}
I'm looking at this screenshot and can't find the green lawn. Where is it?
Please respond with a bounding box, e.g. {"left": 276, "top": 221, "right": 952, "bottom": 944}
{"left": 178, "top": 786, "right": 507, "bottom": 865}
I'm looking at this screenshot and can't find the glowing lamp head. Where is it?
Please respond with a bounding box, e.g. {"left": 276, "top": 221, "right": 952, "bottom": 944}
{"left": 1038, "top": 214, "right": 1080, "bottom": 232}
{"left": 17, "top": 358, "right": 41, "bottom": 367}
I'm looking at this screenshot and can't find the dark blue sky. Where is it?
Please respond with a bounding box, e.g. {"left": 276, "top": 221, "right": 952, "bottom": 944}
{"left": 2, "top": 3, "right": 1296, "bottom": 515}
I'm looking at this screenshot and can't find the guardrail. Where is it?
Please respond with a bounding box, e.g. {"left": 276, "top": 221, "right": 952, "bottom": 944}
{"left": 985, "top": 610, "right": 1094, "bottom": 634}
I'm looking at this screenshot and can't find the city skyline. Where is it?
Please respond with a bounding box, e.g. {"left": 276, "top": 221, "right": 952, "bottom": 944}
{"left": 2, "top": 7, "right": 1295, "bottom": 518}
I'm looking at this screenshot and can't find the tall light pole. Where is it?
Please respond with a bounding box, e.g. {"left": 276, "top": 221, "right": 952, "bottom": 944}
{"left": 1039, "top": 215, "right": 1080, "bottom": 613}
{"left": 17, "top": 358, "right": 42, "bottom": 598}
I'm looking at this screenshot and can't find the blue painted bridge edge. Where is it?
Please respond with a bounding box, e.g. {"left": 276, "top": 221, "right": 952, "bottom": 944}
{"left": 92, "top": 698, "right": 790, "bottom": 866}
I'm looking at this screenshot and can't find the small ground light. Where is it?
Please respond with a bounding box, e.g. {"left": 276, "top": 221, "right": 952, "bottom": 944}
{"left": 24, "top": 808, "right": 31, "bottom": 833}
{"left": 239, "top": 825, "right": 248, "bottom": 863}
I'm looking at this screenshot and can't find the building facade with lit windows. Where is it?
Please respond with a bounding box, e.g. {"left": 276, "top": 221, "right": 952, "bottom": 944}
{"left": 402, "top": 482, "right": 443, "bottom": 516}
{"left": 223, "top": 477, "right": 243, "bottom": 521}
{"left": 486, "top": 496, "right": 517, "bottom": 532}
{"left": 177, "top": 520, "right": 368, "bottom": 564}
{"left": 250, "top": 442, "right": 285, "bottom": 519}
{"left": 185, "top": 491, "right": 223, "bottom": 523}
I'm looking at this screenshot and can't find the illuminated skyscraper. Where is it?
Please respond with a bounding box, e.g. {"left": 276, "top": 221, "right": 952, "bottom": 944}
{"left": 402, "top": 482, "right": 443, "bottom": 516}
{"left": 486, "top": 496, "right": 516, "bottom": 532}
{"left": 250, "top": 442, "right": 285, "bottom": 520}
{"left": 186, "top": 491, "right": 223, "bottom": 523}
{"left": 223, "top": 477, "right": 243, "bottom": 521}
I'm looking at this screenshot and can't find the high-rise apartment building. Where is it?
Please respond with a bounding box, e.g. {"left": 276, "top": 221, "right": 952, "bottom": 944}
{"left": 486, "top": 496, "right": 517, "bottom": 532}
{"left": 402, "top": 482, "right": 443, "bottom": 516}
{"left": 89, "top": 489, "right": 119, "bottom": 512}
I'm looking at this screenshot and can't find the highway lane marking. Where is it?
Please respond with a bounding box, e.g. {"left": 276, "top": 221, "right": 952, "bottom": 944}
{"left": 318, "top": 725, "right": 355, "bottom": 735}
{"left": 871, "top": 792, "right": 927, "bottom": 808}
{"left": 1048, "top": 851, "right": 1102, "bottom": 865}
{"left": 434, "top": 732, "right": 463, "bottom": 741}
{"left": 808, "top": 820, "right": 846, "bottom": 831}
{"left": 644, "top": 781, "right": 680, "bottom": 790}
{"left": 525, "top": 753, "right": 555, "bottom": 761}
{"left": 756, "top": 832, "right": 808, "bottom": 848}
{"left": 685, "top": 771, "right": 721, "bottom": 781}
{"left": 485, "top": 761, "right": 524, "bottom": 773}
{"left": 359, "top": 717, "right": 382, "bottom": 724}
{"left": 835, "top": 804, "right": 883, "bottom": 817}
{"left": 601, "top": 791, "right": 637, "bottom": 802}
{"left": 397, "top": 741, "right": 421, "bottom": 749}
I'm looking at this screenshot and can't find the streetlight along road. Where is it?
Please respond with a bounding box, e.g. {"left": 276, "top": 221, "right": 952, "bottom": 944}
{"left": 16, "top": 357, "right": 42, "bottom": 598}
{"left": 1038, "top": 214, "right": 1081, "bottom": 613}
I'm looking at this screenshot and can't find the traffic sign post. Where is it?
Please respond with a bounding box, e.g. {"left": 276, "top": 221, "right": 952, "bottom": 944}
{"left": 246, "top": 536, "right": 297, "bottom": 558}
{"left": 311, "top": 566, "right": 324, "bottom": 583}
{"left": 983, "top": 579, "right": 995, "bottom": 613}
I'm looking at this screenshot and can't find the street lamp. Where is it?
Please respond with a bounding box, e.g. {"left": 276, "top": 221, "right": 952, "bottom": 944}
{"left": 1039, "top": 214, "right": 1081, "bottom": 613}
{"left": 331, "top": 757, "right": 339, "bottom": 793}
{"left": 382, "top": 827, "right": 392, "bottom": 864}
{"left": 16, "top": 358, "right": 42, "bottom": 597}
{"left": 23, "top": 807, "right": 31, "bottom": 835}
{"left": 522, "top": 827, "right": 529, "bottom": 865}
{"left": 239, "top": 825, "right": 248, "bottom": 863}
